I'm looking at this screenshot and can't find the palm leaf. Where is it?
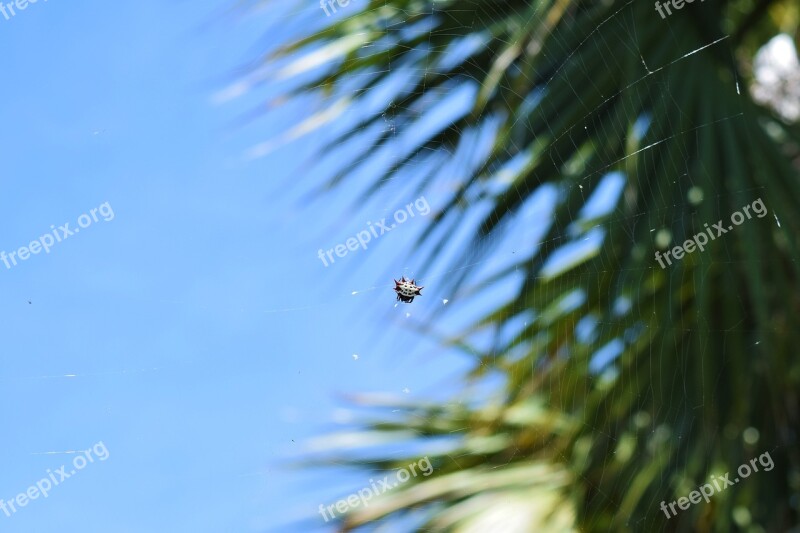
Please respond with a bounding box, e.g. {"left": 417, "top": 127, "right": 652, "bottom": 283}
{"left": 238, "top": 0, "right": 800, "bottom": 530}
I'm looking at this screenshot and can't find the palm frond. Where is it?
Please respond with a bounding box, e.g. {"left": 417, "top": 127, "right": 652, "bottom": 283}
{"left": 243, "top": 0, "right": 800, "bottom": 530}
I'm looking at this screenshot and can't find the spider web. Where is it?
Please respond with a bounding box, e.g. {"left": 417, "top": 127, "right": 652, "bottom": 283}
{"left": 222, "top": 1, "right": 790, "bottom": 530}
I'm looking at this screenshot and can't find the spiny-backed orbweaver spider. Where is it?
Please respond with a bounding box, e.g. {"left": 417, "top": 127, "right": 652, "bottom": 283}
{"left": 394, "top": 276, "right": 423, "bottom": 303}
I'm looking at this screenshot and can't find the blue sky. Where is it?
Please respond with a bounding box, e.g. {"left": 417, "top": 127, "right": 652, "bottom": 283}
{"left": 0, "top": 2, "right": 481, "bottom": 531}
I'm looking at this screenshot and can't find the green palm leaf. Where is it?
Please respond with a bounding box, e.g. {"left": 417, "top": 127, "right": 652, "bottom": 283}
{"left": 240, "top": 0, "right": 800, "bottom": 530}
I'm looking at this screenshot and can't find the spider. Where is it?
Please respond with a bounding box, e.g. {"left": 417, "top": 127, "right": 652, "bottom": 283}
{"left": 394, "top": 276, "right": 423, "bottom": 303}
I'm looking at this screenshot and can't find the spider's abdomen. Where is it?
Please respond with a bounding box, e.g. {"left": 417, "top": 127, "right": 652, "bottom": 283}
{"left": 393, "top": 276, "right": 423, "bottom": 303}
{"left": 397, "top": 283, "right": 417, "bottom": 297}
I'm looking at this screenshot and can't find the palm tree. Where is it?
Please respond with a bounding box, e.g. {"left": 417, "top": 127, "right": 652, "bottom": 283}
{"left": 241, "top": 0, "right": 800, "bottom": 530}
